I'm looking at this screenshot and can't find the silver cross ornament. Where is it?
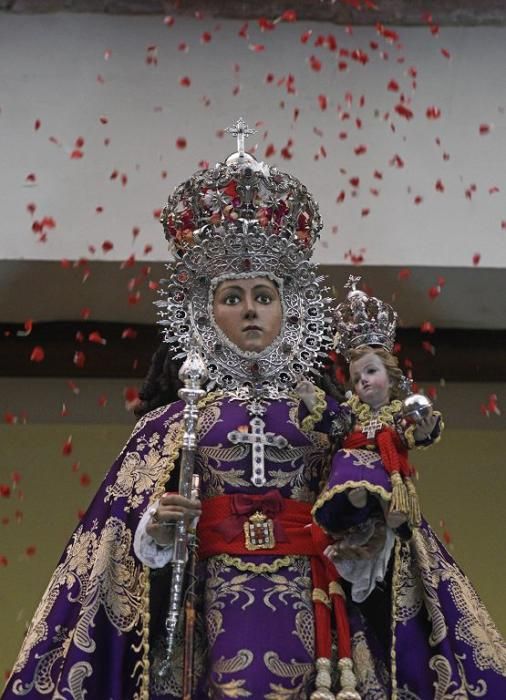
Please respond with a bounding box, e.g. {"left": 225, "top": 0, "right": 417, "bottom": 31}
{"left": 361, "top": 416, "right": 383, "bottom": 439}
{"left": 228, "top": 416, "right": 288, "bottom": 486}
{"left": 224, "top": 117, "right": 257, "bottom": 158}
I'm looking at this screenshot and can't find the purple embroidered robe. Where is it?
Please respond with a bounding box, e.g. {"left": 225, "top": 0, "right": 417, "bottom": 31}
{"left": 2, "top": 394, "right": 506, "bottom": 700}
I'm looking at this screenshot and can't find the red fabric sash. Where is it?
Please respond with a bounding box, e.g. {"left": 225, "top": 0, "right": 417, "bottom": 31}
{"left": 343, "top": 425, "right": 414, "bottom": 477}
{"left": 197, "top": 493, "right": 352, "bottom": 660}
{"left": 197, "top": 491, "right": 320, "bottom": 558}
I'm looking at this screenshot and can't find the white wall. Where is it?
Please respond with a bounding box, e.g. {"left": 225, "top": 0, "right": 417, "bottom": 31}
{"left": 1, "top": 14, "right": 506, "bottom": 266}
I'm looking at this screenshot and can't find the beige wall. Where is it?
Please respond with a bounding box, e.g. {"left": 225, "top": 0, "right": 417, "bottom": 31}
{"left": 1, "top": 417, "right": 505, "bottom": 672}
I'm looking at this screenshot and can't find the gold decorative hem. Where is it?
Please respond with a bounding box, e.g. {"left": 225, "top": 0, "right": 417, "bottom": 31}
{"left": 212, "top": 553, "right": 297, "bottom": 574}
{"left": 312, "top": 481, "right": 392, "bottom": 523}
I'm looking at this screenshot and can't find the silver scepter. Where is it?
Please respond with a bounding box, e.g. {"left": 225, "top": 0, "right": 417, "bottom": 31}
{"left": 157, "top": 344, "right": 207, "bottom": 678}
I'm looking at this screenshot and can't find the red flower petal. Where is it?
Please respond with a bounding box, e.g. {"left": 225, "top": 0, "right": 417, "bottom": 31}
{"left": 121, "top": 327, "right": 137, "bottom": 340}
{"left": 34, "top": 119, "right": 41, "bottom": 131}
{"left": 426, "top": 106, "right": 441, "bottom": 119}
{"left": 80, "top": 473, "right": 91, "bottom": 487}
{"left": 394, "top": 103, "right": 414, "bottom": 120}
{"left": 472, "top": 253, "right": 481, "bottom": 266}
{"left": 25, "top": 545, "right": 37, "bottom": 557}
{"left": 88, "top": 331, "right": 106, "bottom": 345}
{"left": 179, "top": 76, "right": 191, "bottom": 87}
{"left": 398, "top": 268, "right": 411, "bottom": 280}
{"left": 101, "top": 240, "right": 114, "bottom": 253}
{"left": 309, "top": 55, "right": 322, "bottom": 72}
{"left": 73, "top": 351, "right": 86, "bottom": 368}
{"left": 30, "top": 346, "right": 45, "bottom": 363}
{"left": 62, "top": 436, "right": 73, "bottom": 456}
{"left": 176, "top": 137, "right": 187, "bottom": 149}
{"left": 280, "top": 9, "right": 297, "bottom": 21}
{"left": 479, "top": 123, "right": 492, "bottom": 135}
{"left": 387, "top": 79, "right": 399, "bottom": 92}
{"left": 354, "top": 144, "right": 367, "bottom": 156}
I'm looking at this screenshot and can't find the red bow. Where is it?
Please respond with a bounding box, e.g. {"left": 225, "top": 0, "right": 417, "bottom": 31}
{"left": 214, "top": 490, "right": 287, "bottom": 543}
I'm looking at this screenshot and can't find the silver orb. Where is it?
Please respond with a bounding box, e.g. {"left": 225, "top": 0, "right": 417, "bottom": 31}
{"left": 401, "top": 393, "right": 432, "bottom": 424}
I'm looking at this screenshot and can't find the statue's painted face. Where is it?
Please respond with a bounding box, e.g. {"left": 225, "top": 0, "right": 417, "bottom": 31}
{"left": 212, "top": 277, "right": 283, "bottom": 353}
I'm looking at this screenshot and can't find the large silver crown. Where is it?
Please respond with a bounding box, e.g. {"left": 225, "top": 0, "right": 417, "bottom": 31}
{"left": 160, "top": 118, "right": 322, "bottom": 262}
{"left": 334, "top": 276, "right": 397, "bottom": 360}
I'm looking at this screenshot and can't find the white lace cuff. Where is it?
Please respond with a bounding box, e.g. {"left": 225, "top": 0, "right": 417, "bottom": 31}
{"left": 334, "top": 527, "right": 395, "bottom": 603}
{"left": 133, "top": 505, "right": 173, "bottom": 569}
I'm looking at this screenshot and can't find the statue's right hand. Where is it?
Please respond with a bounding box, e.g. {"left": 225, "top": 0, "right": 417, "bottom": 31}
{"left": 146, "top": 493, "right": 202, "bottom": 546}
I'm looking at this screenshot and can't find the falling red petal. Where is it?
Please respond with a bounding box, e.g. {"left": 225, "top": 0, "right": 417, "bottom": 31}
{"left": 101, "top": 240, "right": 114, "bottom": 253}
{"left": 281, "top": 9, "right": 297, "bottom": 21}
{"left": 80, "top": 473, "right": 92, "bottom": 487}
{"left": 309, "top": 55, "right": 322, "bottom": 72}
{"left": 426, "top": 106, "right": 441, "bottom": 119}
{"left": 318, "top": 95, "right": 328, "bottom": 111}
{"left": 472, "top": 253, "right": 481, "bottom": 266}
{"left": 179, "top": 76, "right": 191, "bottom": 87}
{"left": 62, "top": 436, "right": 73, "bottom": 456}
{"left": 30, "top": 346, "right": 45, "bottom": 363}
{"left": 88, "top": 331, "right": 107, "bottom": 345}
{"left": 73, "top": 351, "right": 86, "bottom": 368}
{"left": 176, "top": 137, "right": 187, "bottom": 149}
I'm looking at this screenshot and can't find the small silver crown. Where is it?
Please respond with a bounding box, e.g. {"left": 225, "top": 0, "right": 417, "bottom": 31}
{"left": 333, "top": 276, "right": 397, "bottom": 359}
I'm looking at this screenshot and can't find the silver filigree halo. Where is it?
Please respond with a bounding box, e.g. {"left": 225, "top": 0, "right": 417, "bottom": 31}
{"left": 156, "top": 119, "right": 335, "bottom": 394}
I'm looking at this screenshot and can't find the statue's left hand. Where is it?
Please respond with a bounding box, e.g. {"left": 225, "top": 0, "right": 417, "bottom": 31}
{"left": 325, "top": 517, "right": 387, "bottom": 561}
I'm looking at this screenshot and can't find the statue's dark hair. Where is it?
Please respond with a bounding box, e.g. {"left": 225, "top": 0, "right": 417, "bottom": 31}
{"left": 134, "top": 340, "right": 345, "bottom": 419}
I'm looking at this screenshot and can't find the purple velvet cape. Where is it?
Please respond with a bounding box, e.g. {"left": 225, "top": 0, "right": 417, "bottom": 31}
{"left": 2, "top": 393, "right": 506, "bottom": 699}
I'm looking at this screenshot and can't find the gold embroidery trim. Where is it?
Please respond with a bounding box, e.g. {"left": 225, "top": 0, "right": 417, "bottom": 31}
{"left": 139, "top": 411, "right": 186, "bottom": 694}
{"left": 312, "top": 587, "right": 331, "bottom": 608}
{"left": 301, "top": 386, "right": 327, "bottom": 433}
{"left": 311, "top": 481, "right": 392, "bottom": 526}
{"left": 139, "top": 567, "right": 151, "bottom": 700}
{"left": 213, "top": 553, "right": 296, "bottom": 574}
{"left": 347, "top": 395, "right": 403, "bottom": 428}
{"left": 405, "top": 412, "right": 444, "bottom": 450}
{"left": 390, "top": 537, "right": 403, "bottom": 700}
{"left": 329, "top": 581, "right": 345, "bottom": 598}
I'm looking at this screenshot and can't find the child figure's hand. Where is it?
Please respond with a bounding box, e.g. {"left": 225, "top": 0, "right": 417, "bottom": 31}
{"left": 325, "top": 517, "right": 387, "bottom": 561}
{"left": 413, "top": 409, "right": 438, "bottom": 441}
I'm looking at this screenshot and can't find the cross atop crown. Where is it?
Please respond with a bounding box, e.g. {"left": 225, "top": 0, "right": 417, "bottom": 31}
{"left": 225, "top": 117, "right": 257, "bottom": 157}
{"left": 344, "top": 275, "right": 362, "bottom": 292}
